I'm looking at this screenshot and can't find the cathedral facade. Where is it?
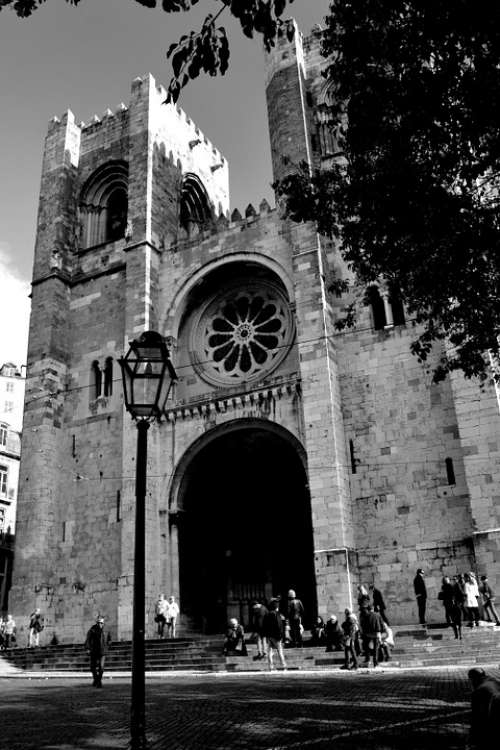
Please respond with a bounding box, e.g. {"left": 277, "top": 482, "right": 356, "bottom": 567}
{"left": 10, "top": 25, "right": 500, "bottom": 642}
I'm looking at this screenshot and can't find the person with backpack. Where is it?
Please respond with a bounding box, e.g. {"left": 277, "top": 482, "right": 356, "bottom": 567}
{"left": 28, "top": 607, "right": 44, "bottom": 647}
{"left": 341, "top": 609, "right": 359, "bottom": 670}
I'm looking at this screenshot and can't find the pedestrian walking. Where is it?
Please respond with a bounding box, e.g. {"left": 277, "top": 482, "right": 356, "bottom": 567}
{"left": 454, "top": 573, "right": 467, "bottom": 621}
{"left": 464, "top": 572, "right": 480, "bottom": 627}
{"left": 287, "top": 589, "right": 304, "bottom": 647}
{"left": 369, "top": 583, "right": 389, "bottom": 625}
{"left": 262, "top": 598, "right": 287, "bottom": 671}
{"left": 468, "top": 667, "right": 500, "bottom": 749}
{"left": 28, "top": 607, "right": 44, "bottom": 647}
{"left": 84, "top": 615, "right": 111, "bottom": 687}
{"left": 324, "top": 615, "right": 343, "bottom": 652}
{"left": 438, "top": 576, "right": 455, "bottom": 626}
{"left": 479, "top": 575, "right": 500, "bottom": 626}
{"left": 3, "top": 614, "right": 16, "bottom": 649}
{"left": 251, "top": 599, "right": 268, "bottom": 660}
{"left": 340, "top": 608, "right": 359, "bottom": 670}
{"left": 413, "top": 568, "right": 427, "bottom": 625}
{"left": 360, "top": 605, "right": 384, "bottom": 667}
{"left": 165, "top": 595, "right": 180, "bottom": 638}
{"left": 154, "top": 594, "right": 168, "bottom": 638}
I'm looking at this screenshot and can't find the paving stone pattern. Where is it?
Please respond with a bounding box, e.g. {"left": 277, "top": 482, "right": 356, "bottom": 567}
{"left": 1, "top": 666, "right": 494, "bottom": 750}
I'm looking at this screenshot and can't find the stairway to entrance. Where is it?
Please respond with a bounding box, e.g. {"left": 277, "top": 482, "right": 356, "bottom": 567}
{"left": 1, "top": 625, "right": 499, "bottom": 675}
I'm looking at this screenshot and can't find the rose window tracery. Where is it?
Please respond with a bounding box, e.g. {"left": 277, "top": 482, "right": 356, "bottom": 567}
{"left": 191, "top": 282, "right": 294, "bottom": 385}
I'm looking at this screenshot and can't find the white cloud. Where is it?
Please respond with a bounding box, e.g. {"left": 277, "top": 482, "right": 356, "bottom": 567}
{"left": 0, "top": 242, "right": 30, "bottom": 368}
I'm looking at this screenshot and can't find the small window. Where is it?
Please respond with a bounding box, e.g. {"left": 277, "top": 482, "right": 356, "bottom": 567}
{"left": 3, "top": 401, "right": 13, "bottom": 413}
{"left": 0, "top": 508, "right": 5, "bottom": 531}
{"left": 367, "top": 286, "right": 386, "bottom": 330}
{"left": 389, "top": 287, "right": 406, "bottom": 326}
{"left": 91, "top": 361, "right": 102, "bottom": 400}
{"left": 0, "top": 425, "right": 6, "bottom": 446}
{"left": 0, "top": 465, "right": 7, "bottom": 496}
{"left": 103, "top": 357, "right": 113, "bottom": 397}
{"left": 116, "top": 490, "right": 121, "bottom": 523}
{"left": 5, "top": 382, "right": 14, "bottom": 392}
{"left": 349, "top": 439, "right": 357, "bottom": 474}
{"left": 445, "top": 457, "right": 456, "bottom": 485}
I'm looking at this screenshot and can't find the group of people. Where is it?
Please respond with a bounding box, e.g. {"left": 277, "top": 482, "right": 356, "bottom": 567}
{"left": 0, "top": 608, "right": 45, "bottom": 650}
{"left": 415, "top": 567, "right": 500, "bottom": 634}
{"left": 438, "top": 572, "right": 500, "bottom": 637}
{"left": 223, "top": 589, "right": 305, "bottom": 670}
{"left": 154, "top": 594, "right": 180, "bottom": 639}
{"left": 223, "top": 585, "right": 394, "bottom": 671}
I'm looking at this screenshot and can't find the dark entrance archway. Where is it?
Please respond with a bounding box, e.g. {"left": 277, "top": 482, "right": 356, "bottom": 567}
{"left": 174, "top": 421, "right": 317, "bottom": 632}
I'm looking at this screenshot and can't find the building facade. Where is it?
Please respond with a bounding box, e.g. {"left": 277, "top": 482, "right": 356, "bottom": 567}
{"left": 0, "top": 362, "right": 25, "bottom": 611}
{"left": 10, "top": 25, "right": 500, "bottom": 642}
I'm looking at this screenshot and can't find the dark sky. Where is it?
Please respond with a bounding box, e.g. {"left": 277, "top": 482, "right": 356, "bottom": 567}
{"left": 0, "top": 0, "right": 329, "bottom": 363}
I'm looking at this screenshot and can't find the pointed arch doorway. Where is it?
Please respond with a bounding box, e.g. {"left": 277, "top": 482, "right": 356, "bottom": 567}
{"left": 171, "top": 420, "right": 317, "bottom": 633}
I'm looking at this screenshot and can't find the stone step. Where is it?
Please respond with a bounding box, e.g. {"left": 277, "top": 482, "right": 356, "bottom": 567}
{"left": 2, "top": 626, "right": 500, "bottom": 675}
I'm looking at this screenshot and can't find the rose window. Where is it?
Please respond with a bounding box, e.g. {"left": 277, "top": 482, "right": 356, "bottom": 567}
{"left": 191, "top": 283, "right": 294, "bottom": 385}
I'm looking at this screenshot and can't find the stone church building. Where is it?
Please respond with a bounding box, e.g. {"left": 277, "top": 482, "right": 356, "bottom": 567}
{"left": 10, "top": 25, "right": 500, "bottom": 642}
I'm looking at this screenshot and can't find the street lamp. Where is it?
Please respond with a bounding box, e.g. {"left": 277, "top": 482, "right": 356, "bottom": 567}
{"left": 118, "top": 330, "right": 177, "bottom": 750}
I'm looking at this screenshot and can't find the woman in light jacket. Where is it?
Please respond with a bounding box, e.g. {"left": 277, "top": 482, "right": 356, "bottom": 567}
{"left": 464, "top": 572, "right": 480, "bottom": 627}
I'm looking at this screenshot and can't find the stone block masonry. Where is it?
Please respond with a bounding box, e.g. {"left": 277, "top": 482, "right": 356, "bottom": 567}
{"left": 10, "top": 25, "right": 500, "bottom": 642}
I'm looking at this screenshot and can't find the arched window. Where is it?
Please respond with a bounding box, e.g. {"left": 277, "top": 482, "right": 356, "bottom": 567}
{"left": 103, "top": 357, "right": 113, "bottom": 397}
{"left": 367, "top": 286, "right": 386, "bottom": 330}
{"left": 91, "top": 360, "right": 102, "bottom": 400}
{"left": 179, "top": 173, "right": 213, "bottom": 237}
{"left": 389, "top": 286, "right": 406, "bottom": 326}
{"left": 106, "top": 188, "right": 127, "bottom": 242}
{"left": 79, "top": 161, "right": 128, "bottom": 248}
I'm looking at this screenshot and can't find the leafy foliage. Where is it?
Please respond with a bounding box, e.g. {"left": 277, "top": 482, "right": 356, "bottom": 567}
{"left": 0, "top": 0, "right": 80, "bottom": 16}
{"left": 277, "top": 1, "right": 500, "bottom": 382}
{"left": 7, "top": 0, "right": 500, "bottom": 381}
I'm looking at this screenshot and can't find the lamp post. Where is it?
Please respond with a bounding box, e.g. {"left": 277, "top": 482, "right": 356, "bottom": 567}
{"left": 118, "top": 330, "right": 177, "bottom": 750}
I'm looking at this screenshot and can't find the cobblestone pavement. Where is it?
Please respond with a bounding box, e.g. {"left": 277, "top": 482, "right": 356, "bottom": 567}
{"left": 2, "top": 666, "right": 497, "bottom": 750}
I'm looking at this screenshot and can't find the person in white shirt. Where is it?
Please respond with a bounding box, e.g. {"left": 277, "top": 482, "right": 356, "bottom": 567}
{"left": 165, "top": 595, "right": 180, "bottom": 638}
{"left": 464, "top": 572, "right": 480, "bottom": 627}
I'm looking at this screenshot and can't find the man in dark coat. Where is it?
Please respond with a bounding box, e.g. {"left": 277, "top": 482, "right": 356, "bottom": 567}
{"left": 85, "top": 616, "right": 110, "bottom": 687}
{"left": 251, "top": 600, "right": 268, "bottom": 660}
{"left": 360, "top": 605, "right": 384, "bottom": 667}
{"left": 324, "top": 615, "right": 343, "bottom": 652}
{"left": 369, "top": 584, "right": 389, "bottom": 625}
{"left": 468, "top": 668, "right": 500, "bottom": 748}
{"left": 262, "top": 598, "right": 287, "bottom": 671}
{"left": 413, "top": 568, "right": 427, "bottom": 625}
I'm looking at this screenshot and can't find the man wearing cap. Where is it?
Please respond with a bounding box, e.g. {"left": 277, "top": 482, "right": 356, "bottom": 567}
{"left": 85, "top": 616, "right": 111, "bottom": 687}
{"left": 413, "top": 568, "right": 427, "bottom": 625}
